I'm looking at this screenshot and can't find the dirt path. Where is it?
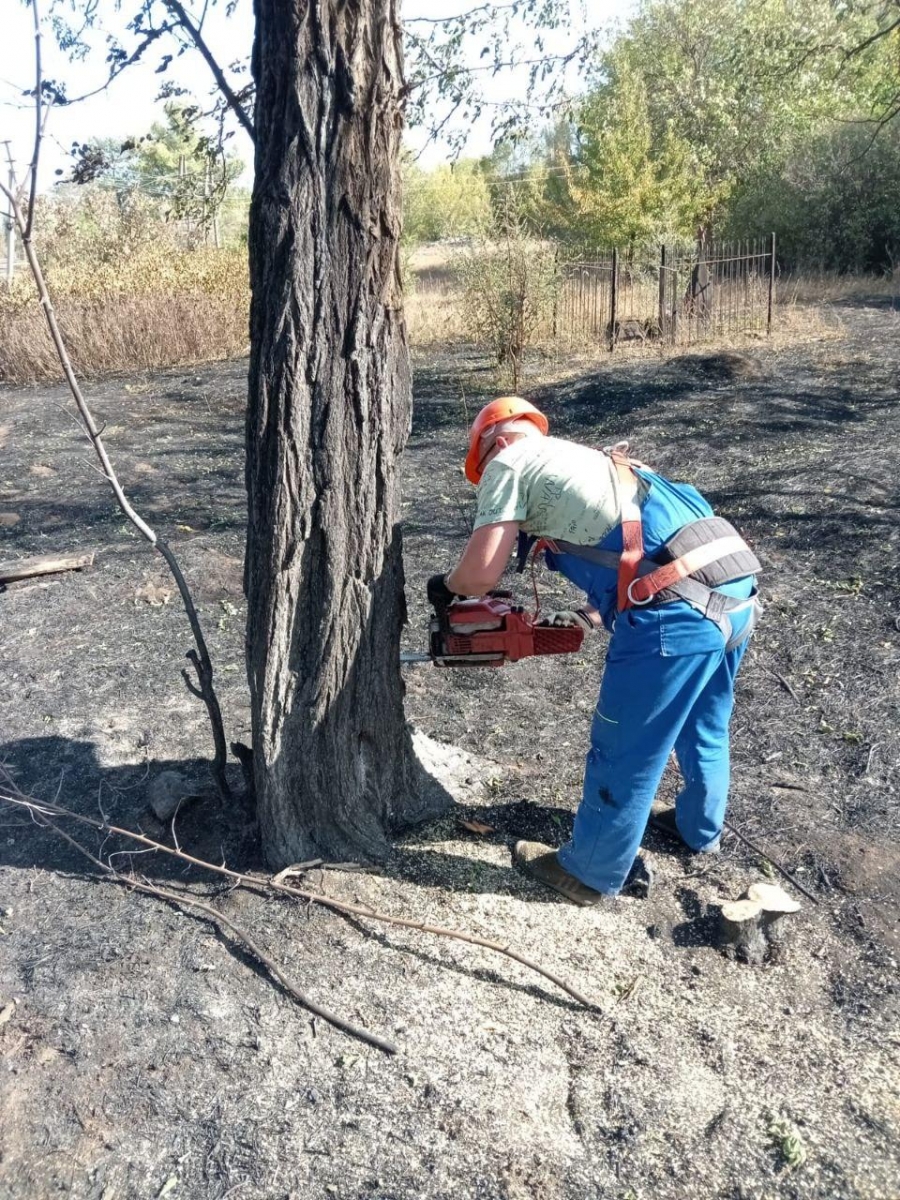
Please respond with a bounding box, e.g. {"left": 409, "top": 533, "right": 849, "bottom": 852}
{"left": 0, "top": 300, "right": 898, "bottom": 1199}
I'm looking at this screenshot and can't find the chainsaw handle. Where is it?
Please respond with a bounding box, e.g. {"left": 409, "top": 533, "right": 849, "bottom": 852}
{"left": 436, "top": 590, "right": 511, "bottom": 629}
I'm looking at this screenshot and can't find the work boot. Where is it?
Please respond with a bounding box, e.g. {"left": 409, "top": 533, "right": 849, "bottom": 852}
{"left": 650, "top": 806, "right": 720, "bottom": 854}
{"left": 512, "top": 841, "right": 608, "bottom": 907}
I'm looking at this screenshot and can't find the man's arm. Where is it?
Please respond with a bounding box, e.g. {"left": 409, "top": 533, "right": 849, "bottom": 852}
{"left": 445, "top": 521, "right": 520, "bottom": 596}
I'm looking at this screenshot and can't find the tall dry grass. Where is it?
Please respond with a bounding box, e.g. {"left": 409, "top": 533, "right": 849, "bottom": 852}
{"left": 778, "top": 269, "right": 899, "bottom": 306}
{"left": 3, "top": 200, "right": 889, "bottom": 386}
{"left": 1, "top": 289, "right": 249, "bottom": 384}
{"left": 0, "top": 190, "right": 249, "bottom": 384}
{"left": 404, "top": 280, "right": 466, "bottom": 345}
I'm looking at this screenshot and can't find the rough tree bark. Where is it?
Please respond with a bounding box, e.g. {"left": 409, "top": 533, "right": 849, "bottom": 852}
{"left": 246, "top": 0, "right": 445, "bottom": 865}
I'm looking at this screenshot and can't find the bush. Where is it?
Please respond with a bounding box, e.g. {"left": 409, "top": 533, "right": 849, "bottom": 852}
{"left": 0, "top": 188, "right": 249, "bottom": 383}
{"left": 727, "top": 124, "right": 900, "bottom": 275}
{"left": 456, "top": 207, "right": 560, "bottom": 389}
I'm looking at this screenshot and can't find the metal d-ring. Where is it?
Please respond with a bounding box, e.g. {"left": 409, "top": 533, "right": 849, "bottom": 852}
{"left": 626, "top": 578, "right": 654, "bottom": 606}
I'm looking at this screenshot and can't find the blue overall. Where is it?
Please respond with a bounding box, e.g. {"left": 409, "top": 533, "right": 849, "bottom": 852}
{"left": 545, "top": 470, "right": 755, "bottom": 895}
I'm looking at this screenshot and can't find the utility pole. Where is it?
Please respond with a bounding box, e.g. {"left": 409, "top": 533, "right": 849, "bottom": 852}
{"left": 2, "top": 142, "right": 15, "bottom": 288}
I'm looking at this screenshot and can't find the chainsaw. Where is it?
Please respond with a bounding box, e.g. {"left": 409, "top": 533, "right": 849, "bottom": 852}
{"left": 400, "top": 593, "right": 584, "bottom": 668}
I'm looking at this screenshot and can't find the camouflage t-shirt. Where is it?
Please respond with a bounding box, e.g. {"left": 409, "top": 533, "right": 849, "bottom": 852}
{"left": 473, "top": 435, "right": 645, "bottom": 545}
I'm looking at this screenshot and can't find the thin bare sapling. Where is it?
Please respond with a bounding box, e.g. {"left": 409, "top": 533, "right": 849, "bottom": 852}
{"left": 1, "top": 0, "right": 232, "bottom": 801}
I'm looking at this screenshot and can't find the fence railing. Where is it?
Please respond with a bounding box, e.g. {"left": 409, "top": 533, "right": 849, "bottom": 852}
{"left": 555, "top": 236, "right": 776, "bottom": 350}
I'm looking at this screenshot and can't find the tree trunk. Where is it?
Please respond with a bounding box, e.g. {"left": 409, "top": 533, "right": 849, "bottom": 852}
{"left": 246, "top": 0, "right": 444, "bottom": 865}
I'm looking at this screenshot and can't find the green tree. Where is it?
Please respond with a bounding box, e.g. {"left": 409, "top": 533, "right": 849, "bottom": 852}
{"left": 510, "top": 0, "right": 900, "bottom": 249}
{"left": 728, "top": 121, "right": 900, "bottom": 272}
{"left": 402, "top": 158, "right": 491, "bottom": 244}
{"left": 74, "top": 103, "right": 244, "bottom": 243}
{"left": 562, "top": 54, "right": 704, "bottom": 245}
{"left": 613, "top": 0, "right": 891, "bottom": 225}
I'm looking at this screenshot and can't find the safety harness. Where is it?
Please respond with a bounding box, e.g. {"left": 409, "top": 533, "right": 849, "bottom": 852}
{"left": 517, "top": 445, "right": 762, "bottom": 651}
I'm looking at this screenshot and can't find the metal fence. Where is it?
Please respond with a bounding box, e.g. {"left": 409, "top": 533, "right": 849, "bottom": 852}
{"left": 554, "top": 236, "right": 776, "bottom": 350}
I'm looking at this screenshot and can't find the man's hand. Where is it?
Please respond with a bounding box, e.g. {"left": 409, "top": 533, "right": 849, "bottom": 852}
{"left": 542, "top": 609, "right": 598, "bottom": 633}
{"left": 427, "top": 573, "right": 459, "bottom": 613}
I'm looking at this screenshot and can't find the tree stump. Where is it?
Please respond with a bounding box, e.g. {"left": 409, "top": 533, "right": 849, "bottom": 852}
{"left": 719, "top": 884, "right": 801, "bottom": 965}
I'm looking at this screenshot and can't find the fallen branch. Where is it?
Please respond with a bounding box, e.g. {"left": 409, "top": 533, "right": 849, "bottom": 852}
{"left": 27, "top": 805, "right": 396, "bottom": 1053}
{"left": 722, "top": 817, "right": 819, "bottom": 905}
{"left": 0, "top": 552, "right": 94, "bottom": 586}
{"left": 0, "top": 781, "right": 598, "bottom": 1011}
{"left": 768, "top": 668, "right": 802, "bottom": 704}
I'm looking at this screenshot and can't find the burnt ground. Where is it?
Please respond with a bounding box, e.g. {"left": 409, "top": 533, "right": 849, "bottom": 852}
{"left": 0, "top": 300, "right": 898, "bottom": 1200}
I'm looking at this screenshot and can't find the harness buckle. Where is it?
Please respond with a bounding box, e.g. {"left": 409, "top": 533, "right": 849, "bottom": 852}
{"left": 626, "top": 578, "right": 654, "bottom": 607}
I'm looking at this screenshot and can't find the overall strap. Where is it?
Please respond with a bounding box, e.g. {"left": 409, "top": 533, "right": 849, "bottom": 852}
{"left": 608, "top": 449, "right": 644, "bottom": 613}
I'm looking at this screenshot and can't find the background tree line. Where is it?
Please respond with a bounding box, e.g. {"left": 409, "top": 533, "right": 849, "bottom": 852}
{"left": 403, "top": 0, "right": 900, "bottom": 274}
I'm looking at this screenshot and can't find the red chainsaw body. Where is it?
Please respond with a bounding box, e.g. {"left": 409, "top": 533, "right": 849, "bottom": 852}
{"left": 430, "top": 596, "right": 584, "bottom": 668}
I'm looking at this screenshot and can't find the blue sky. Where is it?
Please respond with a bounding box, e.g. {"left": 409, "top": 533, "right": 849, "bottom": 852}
{"left": 0, "top": 0, "right": 635, "bottom": 192}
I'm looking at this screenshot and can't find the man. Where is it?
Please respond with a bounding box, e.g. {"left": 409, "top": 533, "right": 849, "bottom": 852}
{"left": 427, "top": 396, "right": 761, "bottom": 906}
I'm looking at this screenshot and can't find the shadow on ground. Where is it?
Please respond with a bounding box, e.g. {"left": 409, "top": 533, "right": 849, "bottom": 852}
{"left": 0, "top": 736, "right": 588, "bottom": 908}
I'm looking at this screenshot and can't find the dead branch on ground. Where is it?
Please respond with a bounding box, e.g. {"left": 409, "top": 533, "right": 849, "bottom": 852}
{"left": 21, "top": 799, "right": 397, "bottom": 1053}
{"left": 0, "top": 552, "right": 94, "bottom": 585}
{"left": 768, "top": 668, "right": 802, "bottom": 704}
{"left": 0, "top": 0, "right": 231, "bottom": 802}
{"left": 0, "top": 779, "right": 599, "bottom": 1012}
{"left": 722, "top": 817, "right": 819, "bottom": 905}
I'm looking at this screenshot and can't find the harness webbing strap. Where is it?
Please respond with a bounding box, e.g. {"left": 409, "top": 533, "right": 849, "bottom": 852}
{"left": 612, "top": 453, "right": 644, "bottom": 612}
{"left": 522, "top": 445, "right": 760, "bottom": 645}
{"left": 627, "top": 535, "right": 750, "bottom": 605}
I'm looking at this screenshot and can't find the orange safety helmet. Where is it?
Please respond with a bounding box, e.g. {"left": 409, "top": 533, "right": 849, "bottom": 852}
{"left": 464, "top": 396, "right": 549, "bottom": 485}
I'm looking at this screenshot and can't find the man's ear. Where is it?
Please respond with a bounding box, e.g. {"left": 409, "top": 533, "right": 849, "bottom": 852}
{"left": 495, "top": 435, "right": 510, "bottom": 450}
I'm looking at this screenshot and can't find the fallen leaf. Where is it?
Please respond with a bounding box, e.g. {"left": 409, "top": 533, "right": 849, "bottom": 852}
{"left": 458, "top": 818, "right": 496, "bottom": 836}
{"left": 0, "top": 1000, "right": 17, "bottom": 1027}
{"left": 157, "top": 1176, "right": 179, "bottom": 1199}
{"left": 0, "top": 513, "right": 21, "bottom": 528}
{"left": 175, "top": 524, "right": 195, "bottom": 533}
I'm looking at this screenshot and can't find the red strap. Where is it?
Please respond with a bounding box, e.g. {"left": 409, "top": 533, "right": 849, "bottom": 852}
{"left": 627, "top": 535, "right": 748, "bottom": 605}
{"left": 611, "top": 452, "right": 643, "bottom": 612}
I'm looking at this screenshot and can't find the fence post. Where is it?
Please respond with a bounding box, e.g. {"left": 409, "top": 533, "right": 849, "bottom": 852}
{"left": 610, "top": 247, "right": 619, "bottom": 352}
{"left": 767, "top": 231, "right": 776, "bottom": 335}
{"left": 552, "top": 243, "right": 559, "bottom": 341}
{"left": 658, "top": 243, "right": 666, "bottom": 338}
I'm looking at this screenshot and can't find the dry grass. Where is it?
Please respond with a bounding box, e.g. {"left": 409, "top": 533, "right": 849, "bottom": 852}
{"left": 1, "top": 233, "right": 884, "bottom": 385}
{"left": 404, "top": 279, "right": 467, "bottom": 346}
{"left": 0, "top": 243, "right": 250, "bottom": 384}
{"left": 404, "top": 265, "right": 850, "bottom": 392}
{"left": 773, "top": 295, "right": 847, "bottom": 343}
{"left": 779, "top": 269, "right": 899, "bottom": 306}
{"left": 0, "top": 291, "right": 249, "bottom": 384}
